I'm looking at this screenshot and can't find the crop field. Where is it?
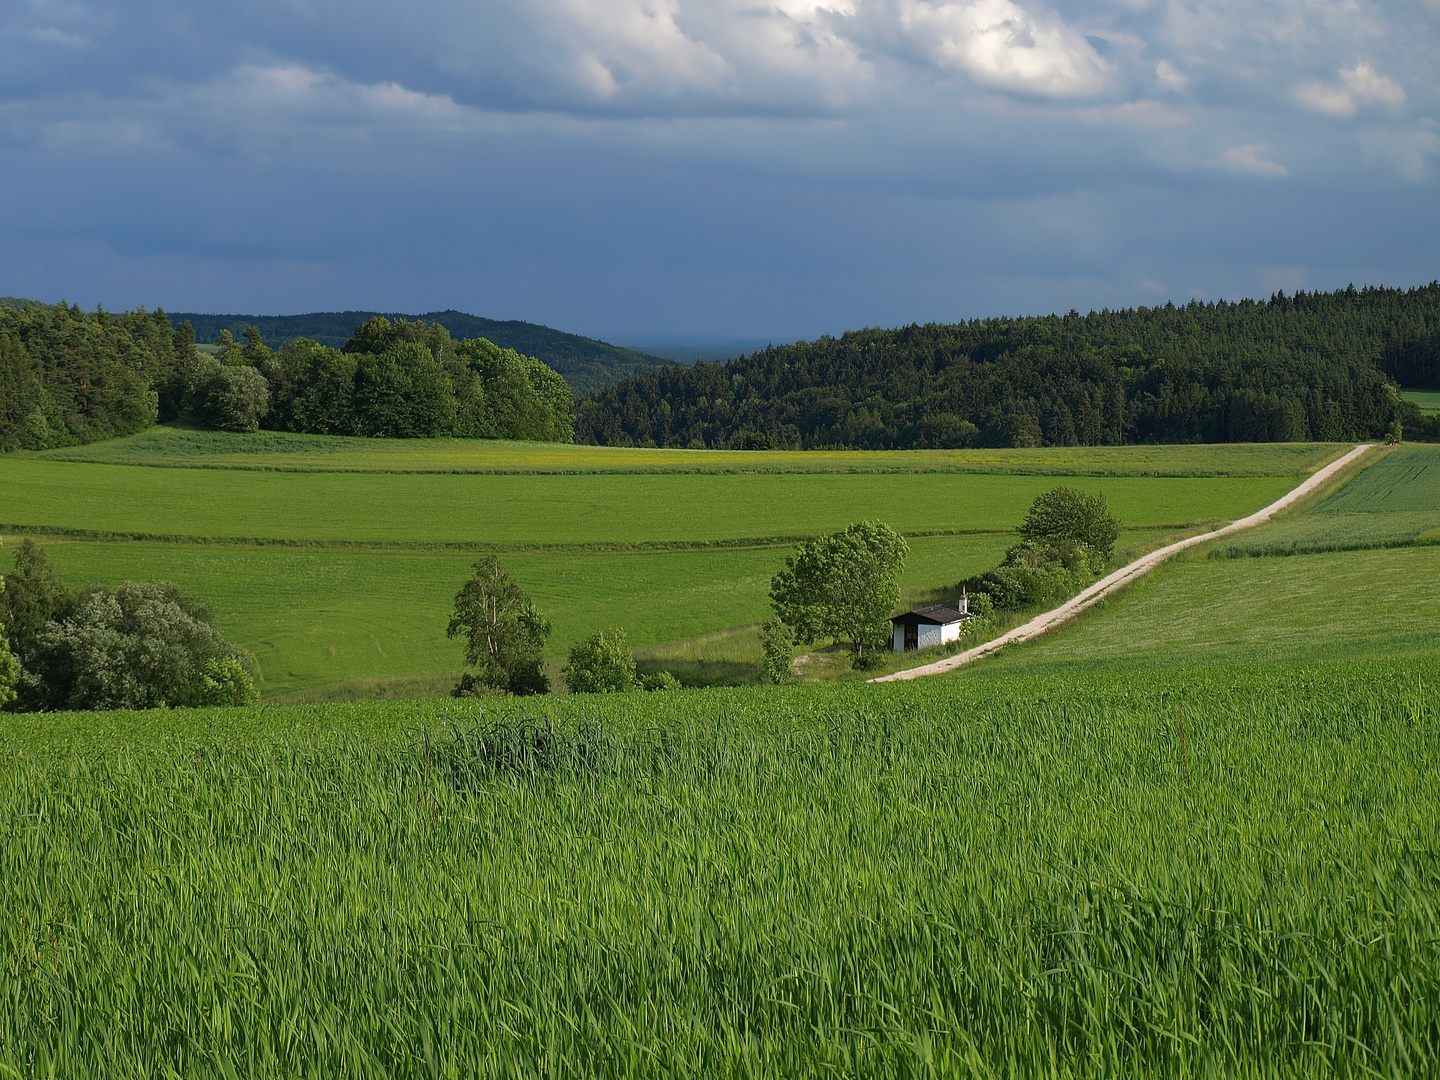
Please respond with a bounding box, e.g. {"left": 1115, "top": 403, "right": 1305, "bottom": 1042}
{"left": 4, "top": 659, "right": 1438, "bottom": 1076}
{"left": 1214, "top": 443, "right": 1440, "bottom": 557}
{"left": 1403, "top": 388, "right": 1440, "bottom": 411}
{"left": 0, "top": 433, "right": 1316, "bottom": 699}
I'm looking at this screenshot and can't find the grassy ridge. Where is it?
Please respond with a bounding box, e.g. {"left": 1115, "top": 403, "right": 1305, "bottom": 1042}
{"left": 0, "top": 458, "right": 1296, "bottom": 547}
{"left": 31, "top": 425, "right": 1344, "bottom": 476}
{"left": 4, "top": 659, "right": 1438, "bottom": 1075}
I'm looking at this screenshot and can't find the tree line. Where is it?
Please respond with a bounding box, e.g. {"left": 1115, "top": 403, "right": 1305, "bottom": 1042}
{"left": 198, "top": 316, "right": 573, "bottom": 441}
{"left": 576, "top": 284, "right": 1440, "bottom": 449}
{"left": 0, "top": 301, "right": 574, "bottom": 449}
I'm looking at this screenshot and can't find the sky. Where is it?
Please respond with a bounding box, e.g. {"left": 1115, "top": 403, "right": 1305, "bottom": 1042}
{"left": 1, "top": 0, "right": 1438, "bottom": 344}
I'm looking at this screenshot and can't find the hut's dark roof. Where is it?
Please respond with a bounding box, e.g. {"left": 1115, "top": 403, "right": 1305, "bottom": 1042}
{"left": 891, "top": 605, "right": 971, "bottom": 626}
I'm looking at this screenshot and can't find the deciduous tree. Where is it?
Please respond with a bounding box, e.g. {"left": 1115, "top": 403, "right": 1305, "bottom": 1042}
{"left": 770, "top": 521, "right": 908, "bottom": 668}
{"left": 447, "top": 557, "right": 551, "bottom": 696}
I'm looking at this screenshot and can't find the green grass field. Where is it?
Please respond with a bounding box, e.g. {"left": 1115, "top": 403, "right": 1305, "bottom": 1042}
{"left": 0, "top": 457, "right": 1301, "bottom": 546}
{"left": 1403, "top": 388, "right": 1440, "bottom": 411}
{"left": 4, "top": 659, "right": 1438, "bottom": 1075}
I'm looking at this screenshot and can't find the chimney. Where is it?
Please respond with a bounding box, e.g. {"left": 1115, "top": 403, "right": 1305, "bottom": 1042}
{"left": 959, "top": 585, "right": 968, "bottom": 615}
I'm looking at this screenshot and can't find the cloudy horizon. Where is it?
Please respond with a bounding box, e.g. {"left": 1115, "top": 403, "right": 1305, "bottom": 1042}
{"left": 2, "top": 0, "right": 1437, "bottom": 342}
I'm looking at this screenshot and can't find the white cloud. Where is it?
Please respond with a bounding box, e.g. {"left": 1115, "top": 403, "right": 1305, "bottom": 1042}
{"left": 1216, "top": 143, "right": 1287, "bottom": 177}
{"left": 1297, "top": 63, "right": 1406, "bottom": 118}
{"left": 897, "top": 0, "right": 1109, "bottom": 96}
{"left": 1155, "top": 59, "right": 1187, "bottom": 93}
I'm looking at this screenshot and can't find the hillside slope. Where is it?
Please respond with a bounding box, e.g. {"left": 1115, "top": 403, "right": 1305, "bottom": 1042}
{"left": 171, "top": 309, "right": 676, "bottom": 395}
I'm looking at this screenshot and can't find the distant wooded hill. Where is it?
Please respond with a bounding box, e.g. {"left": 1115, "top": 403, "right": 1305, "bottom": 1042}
{"left": 170, "top": 310, "right": 675, "bottom": 396}
{"left": 577, "top": 284, "right": 1440, "bottom": 450}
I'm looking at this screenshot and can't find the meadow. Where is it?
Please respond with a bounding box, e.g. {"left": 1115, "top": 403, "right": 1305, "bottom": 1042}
{"left": 0, "top": 456, "right": 1300, "bottom": 546}
{"left": 4, "top": 659, "right": 1437, "bottom": 1076}
{"left": 0, "top": 432, "right": 1325, "bottom": 699}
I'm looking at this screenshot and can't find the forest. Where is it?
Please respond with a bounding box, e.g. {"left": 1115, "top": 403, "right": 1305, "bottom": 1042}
{"left": 0, "top": 302, "right": 573, "bottom": 448}
{"left": 575, "top": 284, "right": 1440, "bottom": 449}
{"left": 171, "top": 308, "right": 671, "bottom": 395}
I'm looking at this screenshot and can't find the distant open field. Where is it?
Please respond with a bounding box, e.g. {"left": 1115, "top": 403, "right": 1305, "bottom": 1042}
{"left": 0, "top": 458, "right": 1308, "bottom": 547}
{"left": 31, "top": 424, "right": 1344, "bottom": 475}
{"left": 1, "top": 435, "right": 1345, "bottom": 699}
{"left": 1403, "top": 388, "right": 1440, "bottom": 411}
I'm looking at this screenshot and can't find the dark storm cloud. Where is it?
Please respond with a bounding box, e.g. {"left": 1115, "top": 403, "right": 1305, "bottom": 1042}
{"left": 1, "top": 0, "right": 1436, "bottom": 339}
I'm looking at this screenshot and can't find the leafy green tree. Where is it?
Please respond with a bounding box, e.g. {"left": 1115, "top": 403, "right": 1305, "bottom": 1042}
{"left": 564, "top": 627, "right": 636, "bottom": 693}
{"left": 353, "top": 343, "right": 457, "bottom": 438}
{"left": 759, "top": 617, "right": 793, "bottom": 684}
{"left": 1, "top": 540, "right": 75, "bottom": 676}
{"left": 1018, "top": 487, "right": 1121, "bottom": 561}
{"left": 447, "top": 557, "right": 551, "bottom": 696}
{"left": 30, "top": 581, "right": 257, "bottom": 710}
{"left": 770, "top": 521, "right": 909, "bottom": 668}
{"left": 265, "top": 338, "right": 359, "bottom": 435}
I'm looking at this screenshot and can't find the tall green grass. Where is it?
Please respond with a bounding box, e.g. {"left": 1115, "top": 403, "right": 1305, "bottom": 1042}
{"left": 3, "top": 660, "right": 1439, "bottom": 1076}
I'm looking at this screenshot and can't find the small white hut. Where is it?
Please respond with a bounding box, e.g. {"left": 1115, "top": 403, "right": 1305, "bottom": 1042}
{"left": 890, "top": 591, "right": 972, "bottom": 652}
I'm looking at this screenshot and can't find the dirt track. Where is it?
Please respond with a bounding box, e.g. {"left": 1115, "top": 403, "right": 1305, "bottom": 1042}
{"left": 869, "top": 443, "right": 1378, "bottom": 684}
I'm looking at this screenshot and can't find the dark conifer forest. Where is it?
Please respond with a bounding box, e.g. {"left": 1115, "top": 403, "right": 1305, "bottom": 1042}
{"left": 575, "top": 284, "right": 1440, "bottom": 449}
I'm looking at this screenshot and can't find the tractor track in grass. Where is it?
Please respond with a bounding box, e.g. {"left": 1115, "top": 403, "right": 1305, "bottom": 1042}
{"left": 871, "top": 443, "right": 1380, "bottom": 683}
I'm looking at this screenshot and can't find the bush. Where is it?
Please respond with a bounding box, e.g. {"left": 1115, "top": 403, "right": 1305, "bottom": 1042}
{"left": 758, "top": 618, "right": 793, "bottom": 685}
{"left": 564, "top": 628, "right": 636, "bottom": 694}
{"left": 976, "top": 539, "right": 1097, "bottom": 610}
{"left": 638, "top": 670, "right": 680, "bottom": 692}
{"left": 27, "top": 581, "right": 257, "bottom": 711}
{"left": 1019, "top": 487, "right": 1121, "bottom": 560}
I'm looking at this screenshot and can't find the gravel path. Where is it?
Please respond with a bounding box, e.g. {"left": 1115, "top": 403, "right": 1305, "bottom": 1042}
{"left": 869, "top": 444, "right": 1378, "bottom": 683}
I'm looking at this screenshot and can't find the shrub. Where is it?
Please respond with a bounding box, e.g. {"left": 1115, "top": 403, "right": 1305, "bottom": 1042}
{"left": 638, "top": 670, "right": 680, "bottom": 692}
{"left": 758, "top": 618, "right": 793, "bottom": 685}
{"left": 1018, "top": 487, "right": 1121, "bottom": 560}
{"left": 564, "top": 628, "right": 636, "bottom": 694}
{"left": 28, "top": 581, "right": 257, "bottom": 711}
{"left": 0, "top": 579, "right": 16, "bottom": 709}
{"left": 976, "top": 539, "right": 1096, "bottom": 610}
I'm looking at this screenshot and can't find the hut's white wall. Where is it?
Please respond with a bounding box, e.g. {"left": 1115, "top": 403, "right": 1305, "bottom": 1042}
{"left": 941, "top": 621, "right": 961, "bottom": 645}
{"left": 917, "top": 624, "right": 943, "bottom": 650}
{"left": 892, "top": 624, "right": 906, "bottom": 652}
